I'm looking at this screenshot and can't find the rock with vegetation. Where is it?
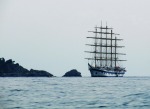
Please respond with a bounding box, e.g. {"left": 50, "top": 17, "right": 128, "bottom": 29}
{"left": 0, "top": 58, "right": 53, "bottom": 77}
{"left": 63, "top": 69, "right": 82, "bottom": 77}
{"left": 29, "top": 69, "right": 53, "bottom": 77}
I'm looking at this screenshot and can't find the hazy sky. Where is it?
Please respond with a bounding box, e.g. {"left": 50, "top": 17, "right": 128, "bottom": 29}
{"left": 0, "top": 0, "right": 150, "bottom": 76}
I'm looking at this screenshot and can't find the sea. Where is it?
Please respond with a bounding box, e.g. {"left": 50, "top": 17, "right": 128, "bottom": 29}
{"left": 0, "top": 77, "right": 150, "bottom": 109}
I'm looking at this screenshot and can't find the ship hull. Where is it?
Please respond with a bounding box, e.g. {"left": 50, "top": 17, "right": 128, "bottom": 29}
{"left": 88, "top": 64, "right": 125, "bottom": 77}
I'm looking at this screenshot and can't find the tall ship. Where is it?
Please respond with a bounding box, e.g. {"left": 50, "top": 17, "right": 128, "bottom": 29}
{"left": 85, "top": 23, "right": 126, "bottom": 77}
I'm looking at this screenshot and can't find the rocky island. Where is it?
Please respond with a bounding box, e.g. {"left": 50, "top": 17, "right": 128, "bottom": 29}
{"left": 63, "top": 69, "right": 82, "bottom": 77}
{"left": 0, "top": 58, "right": 53, "bottom": 77}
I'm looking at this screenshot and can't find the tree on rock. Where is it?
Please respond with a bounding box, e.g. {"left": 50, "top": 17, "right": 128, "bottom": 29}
{"left": 0, "top": 58, "right": 54, "bottom": 77}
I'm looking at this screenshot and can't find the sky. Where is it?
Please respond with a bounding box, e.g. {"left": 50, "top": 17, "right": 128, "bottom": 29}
{"left": 0, "top": 0, "right": 150, "bottom": 76}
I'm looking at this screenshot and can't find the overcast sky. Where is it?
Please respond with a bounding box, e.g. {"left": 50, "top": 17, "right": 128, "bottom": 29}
{"left": 0, "top": 0, "right": 150, "bottom": 76}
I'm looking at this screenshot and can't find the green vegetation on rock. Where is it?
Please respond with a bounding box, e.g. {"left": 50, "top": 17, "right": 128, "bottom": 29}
{"left": 0, "top": 58, "right": 53, "bottom": 77}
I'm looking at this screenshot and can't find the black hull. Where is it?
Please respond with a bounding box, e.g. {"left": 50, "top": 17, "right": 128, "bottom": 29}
{"left": 88, "top": 64, "right": 125, "bottom": 77}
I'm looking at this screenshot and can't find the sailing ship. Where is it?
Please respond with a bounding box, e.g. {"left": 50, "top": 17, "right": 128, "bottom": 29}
{"left": 85, "top": 23, "right": 126, "bottom": 77}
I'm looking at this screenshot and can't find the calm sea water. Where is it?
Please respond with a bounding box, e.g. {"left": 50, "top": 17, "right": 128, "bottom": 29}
{"left": 0, "top": 77, "right": 150, "bottom": 109}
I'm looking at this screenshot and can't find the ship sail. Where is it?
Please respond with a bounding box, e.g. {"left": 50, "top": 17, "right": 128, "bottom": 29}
{"left": 85, "top": 24, "right": 126, "bottom": 77}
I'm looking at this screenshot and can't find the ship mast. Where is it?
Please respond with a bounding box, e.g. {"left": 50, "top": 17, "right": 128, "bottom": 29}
{"left": 94, "top": 26, "right": 97, "bottom": 67}
{"left": 111, "top": 30, "right": 113, "bottom": 67}
{"left": 100, "top": 23, "right": 102, "bottom": 66}
{"left": 105, "top": 25, "right": 108, "bottom": 66}
{"left": 85, "top": 23, "right": 126, "bottom": 68}
{"left": 115, "top": 36, "right": 117, "bottom": 67}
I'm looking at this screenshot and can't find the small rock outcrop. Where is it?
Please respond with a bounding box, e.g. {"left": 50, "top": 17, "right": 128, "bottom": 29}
{"left": 63, "top": 69, "right": 82, "bottom": 77}
{"left": 0, "top": 58, "right": 53, "bottom": 77}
